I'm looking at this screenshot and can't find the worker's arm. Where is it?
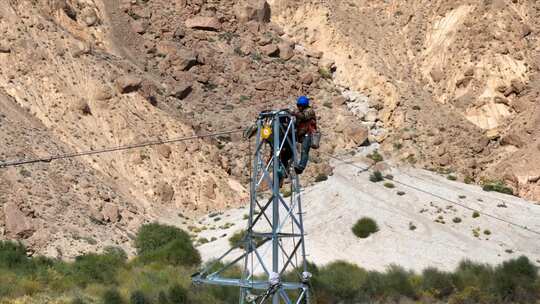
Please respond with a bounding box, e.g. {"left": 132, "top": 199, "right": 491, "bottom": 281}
{"left": 294, "top": 108, "right": 315, "bottom": 122}
{"left": 243, "top": 124, "right": 257, "bottom": 139}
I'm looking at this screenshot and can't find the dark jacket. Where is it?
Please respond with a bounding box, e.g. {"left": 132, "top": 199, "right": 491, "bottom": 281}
{"left": 293, "top": 106, "right": 317, "bottom": 139}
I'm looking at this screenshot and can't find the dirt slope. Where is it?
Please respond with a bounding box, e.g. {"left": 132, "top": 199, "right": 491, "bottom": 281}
{"left": 270, "top": 0, "right": 540, "bottom": 201}
{"left": 0, "top": 0, "right": 361, "bottom": 257}
{"left": 197, "top": 148, "right": 540, "bottom": 272}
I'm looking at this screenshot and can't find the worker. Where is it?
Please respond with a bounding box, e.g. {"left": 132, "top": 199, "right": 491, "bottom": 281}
{"left": 293, "top": 96, "right": 318, "bottom": 174}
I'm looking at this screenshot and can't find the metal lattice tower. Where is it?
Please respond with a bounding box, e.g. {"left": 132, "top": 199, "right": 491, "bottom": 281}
{"left": 192, "top": 110, "right": 311, "bottom": 304}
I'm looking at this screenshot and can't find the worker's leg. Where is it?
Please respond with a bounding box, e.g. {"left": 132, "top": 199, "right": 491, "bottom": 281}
{"left": 296, "top": 135, "right": 312, "bottom": 173}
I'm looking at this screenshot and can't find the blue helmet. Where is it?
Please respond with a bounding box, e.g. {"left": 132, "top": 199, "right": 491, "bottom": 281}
{"left": 297, "top": 96, "right": 310, "bottom": 107}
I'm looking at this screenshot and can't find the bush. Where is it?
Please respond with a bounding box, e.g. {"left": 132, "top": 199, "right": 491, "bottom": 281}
{"left": 369, "top": 171, "right": 384, "bottom": 183}
{"left": 421, "top": 267, "right": 455, "bottom": 299}
{"left": 492, "top": 256, "right": 538, "bottom": 302}
{"left": 102, "top": 289, "right": 124, "bottom": 304}
{"left": 482, "top": 181, "right": 513, "bottom": 195}
{"left": 367, "top": 150, "right": 384, "bottom": 163}
{"left": 130, "top": 290, "right": 149, "bottom": 304}
{"left": 228, "top": 230, "right": 264, "bottom": 249}
{"left": 383, "top": 182, "right": 395, "bottom": 189}
{"left": 447, "top": 175, "right": 458, "bottom": 181}
{"left": 377, "top": 265, "right": 417, "bottom": 300}
{"left": 0, "top": 241, "right": 31, "bottom": 271}
{"left": 453, "top": 217, "right": 462, "bottom": 224}
{"left": 69, "top": 251, "right": 126, "bottom": 286}
{"left": 135, "top": 223, "right": 200, "bottom": 267}
{"left": 472, "top": 211, "right": 480, "bottom": 218}
{"left": 314, "top": 261, "right": 367, "bottom": 301}
{"left": 352, "top": 217, "right": 379, "bottom": 238}
{"left": 168, "top": 284, "right": 189, "bottom": 304}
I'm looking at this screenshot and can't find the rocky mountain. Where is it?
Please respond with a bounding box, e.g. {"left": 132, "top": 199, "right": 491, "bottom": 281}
{"left": 271, "top": 0, "right": 540, "bottom": 200}
{"left": 1, "top": 0, "right": 539, "bottom": 258}
{"left": 0, "top": 0, "right": 361, "bottom": 257}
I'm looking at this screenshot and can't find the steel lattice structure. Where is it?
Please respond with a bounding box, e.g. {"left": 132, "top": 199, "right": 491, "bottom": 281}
{"left": 192, "top": 110, "right": 311, "bottom": 304}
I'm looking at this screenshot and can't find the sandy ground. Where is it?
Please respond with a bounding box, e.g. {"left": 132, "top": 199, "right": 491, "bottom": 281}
{"left": 192, "top": 151, "right": 540, "bottom": 273}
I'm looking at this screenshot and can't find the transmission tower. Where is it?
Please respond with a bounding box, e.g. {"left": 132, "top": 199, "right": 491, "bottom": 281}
{"left": 192, "top": 110, "right": 311, "bottom": 304}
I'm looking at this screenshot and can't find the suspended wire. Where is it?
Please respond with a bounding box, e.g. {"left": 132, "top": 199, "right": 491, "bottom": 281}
{"left": 0, "top": 129, "right": 243, "bottom": 169}
{"left": 3, "top": 122, "right": 537, "bottom": 237}
{"left": 321, "top": 152, "right": 540, "bottom": 236}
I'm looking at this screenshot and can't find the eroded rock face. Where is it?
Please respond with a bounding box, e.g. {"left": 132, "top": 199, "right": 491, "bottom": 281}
{"left": 235, "top": 0, "right": 272, "bottom": 23}
{"left": 185, "top": 16, "right": 221, "bottom": 31}
{"left": 115, "top": 75, "right": 142, "bottom": 94}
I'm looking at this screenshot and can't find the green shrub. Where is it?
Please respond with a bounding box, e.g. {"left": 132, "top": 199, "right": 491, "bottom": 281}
{"left": 453, "top": 217, "right": 462, "bottom": 224}
{"left": 367, "top": 150, "right": 384, "bottom": 163}
{"left": 369, "top": 171, "right": 384, "bottom": 183}
{"left": 318, "top": 67, "right": 332, "bottom": 79}
{"left": 421, "top": 267, "right": 455, "bottom": 299}
{"left": 314, "top": 261, "right": 367, "bottom": 301}
{"left": 130, "top": 290, "right": 149, "bottom": 304}
{"left": 447, "top": 175, "right": 458, "bottom": 181}
{"left": 492, "top": 256, "right": 538, "bottom": 302}
{"left": 383, "top": 182, "right": 395, "bottom": 189}
{"left": 71, "top": 297, "right": 86, "bottom": 304}
{"left": 168, "top": 284, "right": 189, "bottom": 304}
{"left": 228, "top": 230, "right": 264, "bottom": 249}
{"left": 352, "top": 217, "right": 379, "bottom": 238}
{"left": 102, "top": 289, "right": 124, "bottom": 304}
{"left": 472, "top": 211, "right": 480, "bottom": 218}
{"left": 482, "top": 181, "right": 513, "bottom": 195}
{"left": 370, "top": 265, "right": 417, "bottom": 301}
{"left": 135, "top": 223, "right": 200, "bottom": 267}
{"left": 69, "top": 251, "right": 126, "bottom": 286}
{"left": 0, "top": 241, "right": 30, "bottom": 271}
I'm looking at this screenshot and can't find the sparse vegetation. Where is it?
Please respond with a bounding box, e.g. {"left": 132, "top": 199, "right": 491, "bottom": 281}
{"left": 369, "top": 171, "right": 384, "bottom": 183}
{"left": 228, "top": 230, "right": 265, "bottom": 249}
{"left": 447, "top": 175, "right": 457, "bottom": 181}
{"left": 397, "top": 191, "right": 406, "bottom": 196}
{"left": 352, "top": 217, "right": 379, "bottom": 238}
{"left": 453, "top": 217, "right": 462, "bottom": 224}
{"left": 383, "top": 182, "right": 395, "bottom": 189}
{"left": 318, "top": 67, "right": 333, "bottom": 79}
{"left": 472, "top": 211, "right": 480, "bottom": 218}
{"left": 367, "top": 150, "right": 384, "bottom": 163}
{"left": 409, "top": 222, "right": 417, "bottom": 231}
{"left": 0, "top": 237, "right": 538, "bottom": 304}
{"left": 315, "top": 174, "right": 329, "bottom": 182}
{"left": 482, "top": 180, "right": 514, "bottom": 195}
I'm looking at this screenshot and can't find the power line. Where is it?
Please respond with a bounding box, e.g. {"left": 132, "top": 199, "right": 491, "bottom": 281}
{"left": 321, "top": 152, "right": 540, "bottom": 236}
{"left": 0, "top": 129, "right": 243, "bottom": 169}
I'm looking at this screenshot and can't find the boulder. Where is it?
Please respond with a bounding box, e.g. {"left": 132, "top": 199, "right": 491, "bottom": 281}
{"left": 132, "top": 20, "right": 149, "bottom": 34}
{"left": 300, "top": 73, "right": 314, "bottom": 85}
{"left": 260, "top": 44, "right": 279, "bottom": 57}
{"left": 0, "top": 43, "right": 10, "bottom": 53}
{"left": 4, "top": 203, "right": 34, "bottom": 238}
{"left": 115, "top": 75, "right": 142, "bottom": 94}
{"left": 234, "top": 0, "right": 271, "bottom": 23}
{"left": 170, "top": 49, "right": 197, "bottom": 71}
{"left": 430, "top": 67, "right": 444, "bottom": 83}
{"left": 345, "top": 125, "right": 369, "bottom": 145}
{"left": 156, "top": 182, "right": 175, "bottom": 204}
{"left": 101, "top": 203, "right": 120, "bottom": 223}
{"left": 185, "top": 16, "right": 221, "bottom": 31}
{"left": 171, "top": 83, "right": 192, "bottom": 100}
{"left": 156, "top": 145, "right": 172, "bottom": 158}
{"left": 278, "top": 42, "right": 294, "bottom": 60}
{"left": 510, "top": 79, "right": 527, "bottom": 94}
{"left": 81, "top": 8, "right": 98, "bottom": 26}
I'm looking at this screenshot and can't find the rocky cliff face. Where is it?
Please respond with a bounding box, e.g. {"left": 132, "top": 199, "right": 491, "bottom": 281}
{"left": 0, "top": 0, "right": 361, "bottom": 257}
{"left": 270, "top": 0, "right": 540, "bottom": 200}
